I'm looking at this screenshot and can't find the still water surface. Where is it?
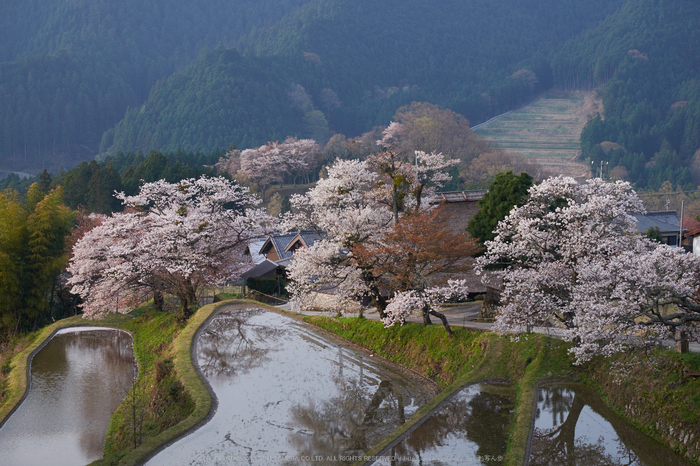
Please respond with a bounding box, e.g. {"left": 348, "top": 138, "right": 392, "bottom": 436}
{"left": 147, "top": 307, "right": 439, "bottom": 466}
{"left": 373, "top": 384, "right": 514, "bottom": 466}
{"left": 529, "top": 384, "right": 693, "bottom": 465}
{"left": 0, "top": 327, "right": 136, "bottom": 466}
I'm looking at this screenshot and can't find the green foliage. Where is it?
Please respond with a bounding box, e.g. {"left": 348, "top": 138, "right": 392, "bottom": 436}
{"left": 580, "top": 349, "right": 700, "bottom": 459}
{"left": 0, "top": 185, "right": 73, "bottom": 337}
{"left": 468, "top": 171, "right": 533, "bottom": 245}
{"left": 645, "top": 226, "right": 663, "bottom": 243}
{"left": 4, "top": 149, "right": 221, "bottom": 215}
{"left": 557, "top": 0, "right": 700, "bottom": 189}
{"left": 104, "top": 0, "right": 626, "bottom": 154}
{"left": 0, "top": 0, "right": 311, "bottom": 170}
{"left": 107, "top": 50, "right": 307, "bottom": 153}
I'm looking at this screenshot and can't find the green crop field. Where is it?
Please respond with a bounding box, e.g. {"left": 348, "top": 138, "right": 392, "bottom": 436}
{"left": 474, "top": 91, "right": 595, "bottom": 178}
{"left": 474, "top": 93, "right": 587, "bottom": 158}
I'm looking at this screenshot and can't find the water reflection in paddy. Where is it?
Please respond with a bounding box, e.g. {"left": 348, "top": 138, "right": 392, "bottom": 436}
{"left": 147, "top": 307, "right": 438, "bottom": 466}
{"left": 0, "top": 327, "right": 136, "bottom": 466}
{"left": 373, "top": 384, "right": 514, "bottom": 465}
{"left": 529, "top": 384, "right": 692, "bottom": 465}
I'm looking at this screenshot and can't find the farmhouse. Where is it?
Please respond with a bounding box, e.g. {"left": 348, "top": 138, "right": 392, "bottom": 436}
{"left": 633, "top": 211, "right": 681, "bottom": 246}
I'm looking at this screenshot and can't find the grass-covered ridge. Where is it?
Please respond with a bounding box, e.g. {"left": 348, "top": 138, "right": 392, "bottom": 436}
{"left": 304, "top": 316, "right": 574, "bottom": 464}
{"left": 0, "top": 301, "right": 234, "bottom": 466}
{"left": 305, "top": 315, "right": 700, "bottom": 465}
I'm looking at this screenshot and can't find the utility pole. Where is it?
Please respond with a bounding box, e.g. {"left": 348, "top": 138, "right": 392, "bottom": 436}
{"left": 591, "top": 160, "right": 609, "bottom": 179}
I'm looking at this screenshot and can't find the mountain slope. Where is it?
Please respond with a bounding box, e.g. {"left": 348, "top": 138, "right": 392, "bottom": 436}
{"left": 106, "top": 0, "right": 627, "bottom": 154}
{"left": 554, "top": 0, "right": 700, "bottom": 189}
{"left": 0, "top": 0, "right": 312, "bottom": 171}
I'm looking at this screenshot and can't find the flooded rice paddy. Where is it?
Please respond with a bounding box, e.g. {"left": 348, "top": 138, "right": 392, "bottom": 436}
{"left": 146, "top": 307, "right": 439, "bottom": 466}
{"left": 1, "top": 310, "right": 693, "bottom": 466}
{"left": 373, "top": 383, "right": 515, "bottom": 465}
{"left": 529, "top": 384, "right": 692, "bottom": 465}
{"left": 0, "top": 327, "right": 136, "bottom": 466}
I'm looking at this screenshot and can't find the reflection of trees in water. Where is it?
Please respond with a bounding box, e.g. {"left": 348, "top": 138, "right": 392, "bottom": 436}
{"left": 391, "top": 386, "right": 514, "bottom": 464}
{"left": 529, "top": 387, "right": 640, "bottom": 466}
{"left": 197, "top": 308, "right": 284, "bottom": 377}
{"left": 538, "top": 384, "right": 575, "bottom": 429}
{"left": 38, "top": 330, "right": 136, "bottom": 461}
{"left": 285, "top": 375, "right": 408, "bottom": 466}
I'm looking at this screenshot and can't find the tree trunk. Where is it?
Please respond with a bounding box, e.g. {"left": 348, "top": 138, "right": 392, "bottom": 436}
{"left": 153, "top": 290, "right": 164, "bottom": 311}
{"left": 675, "top": 327, "right": 689, "bottom": 353}
{"left": 429, "top": 309, "right": 453, "bottom": 336}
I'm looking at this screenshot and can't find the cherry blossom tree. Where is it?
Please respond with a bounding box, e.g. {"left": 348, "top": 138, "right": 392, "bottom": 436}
{"left": 68, "top": 176, "right": 276, "bottom": 318}
{"left": 286, "top": 158, "right": 477, "bottom": 325}
{"left": 238, "top": 137, "right": 322, "bottom": 199}
{"left": 478, "top": 176, "right": 700, "bottom": 363}
{"left": 372, "top": 122, "right": 458, "bottom": 220}
{"left": 281, "top": 137, "right": 321, "bottom": 185}
{"left": 239, "top": 142, "right": 285, "bottom": 201}
{"left": 381, "top": 280, "right": 471, "bottom": 335}
{"left": 284, "top": 159, "right": 392, "bottom": 314}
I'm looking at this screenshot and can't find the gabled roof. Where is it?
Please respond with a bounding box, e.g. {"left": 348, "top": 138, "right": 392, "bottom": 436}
{"left": 258, "top": 232, "right": 298, "bottom": 261}
{"left": 633, "top": 211, "right": 680, "bottom": 235}
{"left": 684, "top": 227, "right": 700, "bottom": 239}
{"left": 283, "top": 231, "right": 324, "bottom": 253}
{"left": 245, "top": 238, "right": 267, "bottom": 265}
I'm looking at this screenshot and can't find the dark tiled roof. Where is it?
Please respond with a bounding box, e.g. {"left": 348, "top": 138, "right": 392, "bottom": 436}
{"left": 633, "top": 211, "right": 680, "bottom": 235}
{"left": 259, "top": 232, "right": 298, "bottom": 260}
{"left": 240, "top": 260, "right": 280, "bottom": 279}
{"left": 284, "top": 230, "right": 324, "bottom": 253}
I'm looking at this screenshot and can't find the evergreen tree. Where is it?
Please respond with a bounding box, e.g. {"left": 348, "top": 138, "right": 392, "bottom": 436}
{"left": 468, "top": 171, "right": 533, "bottom": 245}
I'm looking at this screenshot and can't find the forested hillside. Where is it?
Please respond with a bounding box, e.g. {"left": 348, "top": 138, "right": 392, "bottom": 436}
{"left": 105, "top": 0, "right": 625, "bottom": 154}
{"left": 4, "top": 0, "right": 700, "bottom": 189}
{"left": 1, "top": 0, "right": 627, "bottom": 169}
{"left": 0, "top": 0, "right": 311, "bottom": 172}
{"left": 557, "top": 0, "right": 700, "bottom": 190}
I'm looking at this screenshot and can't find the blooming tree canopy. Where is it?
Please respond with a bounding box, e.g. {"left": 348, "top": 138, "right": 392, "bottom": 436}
{"left": 284, "top": 159, "right": 392, "bottom": 314}
{"left": 239, "top": 137, "right": 321, "bottom": 199}
{"left": 381, "top": 280, "right": 471, "bottom": 335}
{"left": 478, "top": 176, "right": 700, "bottom": 363}
{"left": 68, "top": 176, "right": 276, "bottom": 318}
{"left": 372, "top": 122, "right": 458, "bottom": 219}
{"left": 286, "top": 158, "right": 477, "bottom": 328}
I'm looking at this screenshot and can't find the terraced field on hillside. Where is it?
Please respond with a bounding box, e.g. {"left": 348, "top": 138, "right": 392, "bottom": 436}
{"left": 474, "top": 91, "right": 596, "bottom": 179}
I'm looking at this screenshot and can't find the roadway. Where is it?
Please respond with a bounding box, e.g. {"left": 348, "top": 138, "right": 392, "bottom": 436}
{"left": 277, "top": 301, "right": 700, "bottom": 353}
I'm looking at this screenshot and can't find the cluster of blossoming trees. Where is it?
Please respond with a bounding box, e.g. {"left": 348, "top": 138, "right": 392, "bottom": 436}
{"left": 68, "top": 122, "right": 477, "bottom": 330}
{"left": 238, "top": 137, "right": 322, "bottom": 200}
{"left": 68, "top": 177, "right": 276, "bottom": 318}
{"left": 283, "top": 123, "right": 478, "bottom": 333}
{"left": 67, "top": 128, "right": 700, "bottom": 363}
{"left": 478, "top": 176, "right": 700, "bottom": 363}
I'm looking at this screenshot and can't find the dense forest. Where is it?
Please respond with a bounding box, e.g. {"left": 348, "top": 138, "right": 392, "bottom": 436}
{"left": 0, "top": 0, "right": 312, "bottom": 171}
{"left": 106, "top": 0, "right": 626, "bottom": 154}
{"left": 1, "top": 0, "right": 627, "bottom": 171}
{"left": 1, "top": 0, "right": 700, "bottom": 193}
{"left": 561, "top": 0, "right": 700, "bottom": 190}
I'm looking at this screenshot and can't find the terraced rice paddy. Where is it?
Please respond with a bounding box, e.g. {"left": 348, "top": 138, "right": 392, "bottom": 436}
{"left": 474, "top": 92, "right": 593, "bottom": 178}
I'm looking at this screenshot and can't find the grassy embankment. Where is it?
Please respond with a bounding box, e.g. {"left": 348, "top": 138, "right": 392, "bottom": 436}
{"left": 0, "top": 300, "right": 236, "bottom": 466}
{"left": 3, "top": 302, "right": 700, "bottom": 465}
{"left": 305, "top": 315, "right": 700, "bottom": 465}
